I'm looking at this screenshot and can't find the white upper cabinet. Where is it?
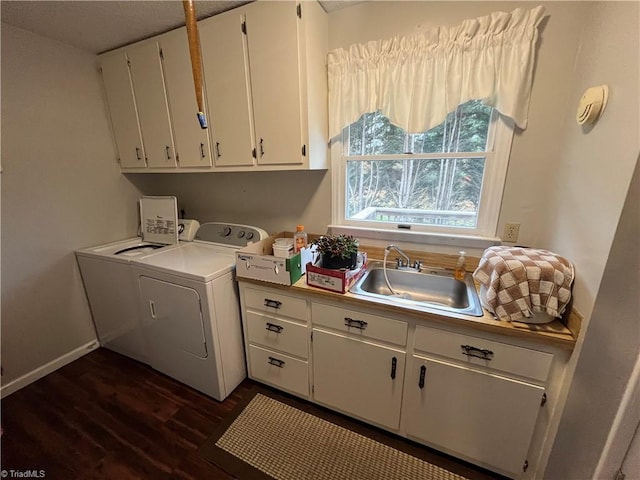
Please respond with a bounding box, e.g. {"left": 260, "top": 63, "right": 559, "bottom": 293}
{"left": 200, "top": 8, "right": 255, "bottom": 167}
{"left": 99, "top": 0, "right": 328, "bottom": 172}
{"left": 245, "top": 0, "right": 328, "bottom": 169}
{"left": 245, "top": 1, "right": 304, "bottom": 166}
{"left": 99, "top": 51, "right": 146, "bottom": 168}
{"left": 127, "top": 41, "right": 177, "bottom": 168}
{"left": 159, "top": 28, "right": 213, "bottom": 168}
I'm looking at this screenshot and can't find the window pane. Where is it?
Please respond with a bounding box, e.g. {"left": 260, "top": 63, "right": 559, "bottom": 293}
{"left": 411, "top": 100, "right": 492, "bottom": 154}
{"left": 348, "top": 111, "right": 406, "bottom": 155}
{"left": 345, "top": 157, "right": 485, "bottom": 228}
{"left": 347, "top": 100, "right": 492, "bottom": 156}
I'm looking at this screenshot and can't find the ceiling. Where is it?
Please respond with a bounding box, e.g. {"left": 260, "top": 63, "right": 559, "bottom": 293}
{"left": 0, "top": 0, "right": 357, "bottom": 54}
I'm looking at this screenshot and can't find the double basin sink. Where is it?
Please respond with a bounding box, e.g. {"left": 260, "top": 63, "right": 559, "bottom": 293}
{"left": 349, "top": 261, "right": 484, "bottom": 317}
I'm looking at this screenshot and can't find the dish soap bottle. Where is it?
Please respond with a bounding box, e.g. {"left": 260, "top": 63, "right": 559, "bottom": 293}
{"left": 293, "top": 225, "right": 307, "bottom": 253}
{"left": 454, "top": 251, "right": 466, "bottom": 280}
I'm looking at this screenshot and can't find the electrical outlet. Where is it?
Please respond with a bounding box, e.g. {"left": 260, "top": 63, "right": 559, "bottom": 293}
{"left": 503, "top": 222, "right": 520, "bottom": 243}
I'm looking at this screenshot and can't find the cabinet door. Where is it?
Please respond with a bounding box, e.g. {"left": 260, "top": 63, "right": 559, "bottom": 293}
{"left": 312, "top": 328, "right": 405, "bottom": 430}
{"left": 127, "top": 41, "right": 177, "bottom": 168}
{"left": 160, "top": 29, "right": 212, "bottom": 168}
{"left": 404, "top": 356, "right": 545, "bottom": 476}
{"left": 245, "top": 1, "right": 303, "bottom": 166}
{"left": 200, "top": 9, "right": 255, "bottom": 167}
{"left": 99, "top": 52, "right": 146, "bottom": 168}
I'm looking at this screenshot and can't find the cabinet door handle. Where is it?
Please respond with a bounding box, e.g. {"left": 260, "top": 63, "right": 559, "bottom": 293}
{"left": 264, "top": 298, "right": 282, "bottom": 309}
{"left": 418, "top": 365, "right": 426, "bottom": 389}
{"left": 259, "top": 137, "right": 264, "bottom": 157}
{"left": 136, "top": 147, "right": 142, "bottom": 160}
{"left": 148, "top": 300, "right": 157, "bottom": 319}
{"left": 265, "top": 322, "right": 284, "bottom": 334}
{"left": 460, "top": 344, "right": 494, "bottom": 360}
{"left": 165, "top": 145, "right": 172, "bottom": 160}
{"left": 344, "top": 317, "right": 367, "bottom": 330}
{"left": 215, "top": 142, "right": 221, "bottom": 158}
{"left": 200, "top": 142, "right": 206, "bottom": 159}
{"left": 390, "top": 356, "right": 397, "bottom": 379}
{"left": 267, "top": 356, "right": 285, "bottom": 368}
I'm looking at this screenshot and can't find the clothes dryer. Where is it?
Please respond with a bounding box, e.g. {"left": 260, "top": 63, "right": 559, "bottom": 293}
{"left": 131, "top": 222, "right": 268, "bottom": 400}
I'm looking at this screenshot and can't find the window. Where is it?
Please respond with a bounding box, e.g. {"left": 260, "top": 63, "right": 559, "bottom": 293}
{"left": 334, "top": 100, "right": 514, "bottom": 239}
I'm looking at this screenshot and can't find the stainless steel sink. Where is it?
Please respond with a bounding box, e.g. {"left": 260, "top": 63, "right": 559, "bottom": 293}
{"left": 349, "top": 262, "right": 484, "bottom": 317}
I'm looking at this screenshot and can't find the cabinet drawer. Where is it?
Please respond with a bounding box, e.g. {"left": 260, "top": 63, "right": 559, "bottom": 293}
{"left": 414, "top": 325, "right": 553, "bottom": 382}
{"left": 312, "top": 303, "right": 407, "bottom": 347}
{"left": 246, "top": 311, "right": 308, "bottom": 359}
{"left": 248, "top": 345, "right": 309, "bottom": 398}
{"left": 244, "top": 287, "right": 307, "bottom": 321}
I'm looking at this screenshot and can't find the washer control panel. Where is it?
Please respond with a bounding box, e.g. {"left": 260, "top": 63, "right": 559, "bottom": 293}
{"left": 194, "top": 222, "right": 269, "bottom": 247}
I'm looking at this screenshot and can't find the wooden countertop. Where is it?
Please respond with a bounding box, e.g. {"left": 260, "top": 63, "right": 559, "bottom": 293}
{"left": 237, "top": 243, "right": 579, "bottom": 350}
{"left": 239, "top": 275, "right": 578, "bottom": 351}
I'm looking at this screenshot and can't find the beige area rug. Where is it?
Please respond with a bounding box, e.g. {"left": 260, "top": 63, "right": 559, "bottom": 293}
{"left": 201, "top": 390, "right": 470, "bottom": 480}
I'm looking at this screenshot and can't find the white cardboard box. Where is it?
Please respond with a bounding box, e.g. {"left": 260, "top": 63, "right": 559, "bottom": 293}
{"left": 235, "top": 232, "right": 317, "bottom": 286}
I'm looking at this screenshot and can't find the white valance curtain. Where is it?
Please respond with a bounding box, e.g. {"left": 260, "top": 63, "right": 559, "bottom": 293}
{"left": 327, "top": 6, "right": 546, "bottom": 139}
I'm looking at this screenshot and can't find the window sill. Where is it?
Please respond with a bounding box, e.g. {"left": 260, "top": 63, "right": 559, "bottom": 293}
{"left": 327, "top": 225, "right": 501, "bottom": 251}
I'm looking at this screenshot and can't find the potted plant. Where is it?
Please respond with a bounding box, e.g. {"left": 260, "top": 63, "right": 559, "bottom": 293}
{"left": 311, "top": 234, "right": 359, "bottom": 270}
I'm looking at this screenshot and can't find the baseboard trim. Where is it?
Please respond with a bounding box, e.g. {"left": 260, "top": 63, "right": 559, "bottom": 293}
{"left": 1, "top": 340, "right": 100, "bottom": 399}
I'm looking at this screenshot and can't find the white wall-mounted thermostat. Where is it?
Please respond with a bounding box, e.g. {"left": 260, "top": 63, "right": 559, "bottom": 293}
{"left": 576, "top": 85, "right": 608, "bottom": 125}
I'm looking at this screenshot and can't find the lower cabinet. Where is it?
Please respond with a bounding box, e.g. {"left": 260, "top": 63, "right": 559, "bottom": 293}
{"left": 241, "top": 285, "right": 310, "bottom": 398}
{"left": 238, "top": 282, "right": 564, "bottom": 479}
{"left": 403, "top": 355, "right": 545, "bottom": 476}
{"left": 312, "top": 328, "right": 405, "bottom": 430}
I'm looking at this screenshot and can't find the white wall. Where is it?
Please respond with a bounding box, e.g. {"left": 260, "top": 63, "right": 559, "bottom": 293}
{"left": 541, "top": 1, "right": 640, "bottom": 320}
{"left": 127, "top": 169, "right": 331, "bottom": 235}
{"left": 1, "top": 24, "right": 143, "bottom": 387}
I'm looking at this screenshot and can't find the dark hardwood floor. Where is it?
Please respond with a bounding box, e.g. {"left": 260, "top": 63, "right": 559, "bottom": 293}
{"left": 1, "top": 348, "right": 504, "bottom": 480}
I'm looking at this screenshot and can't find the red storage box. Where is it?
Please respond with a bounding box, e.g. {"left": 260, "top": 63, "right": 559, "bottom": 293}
{"left": 306, "top": 252, "right": 368, "bottom": 293}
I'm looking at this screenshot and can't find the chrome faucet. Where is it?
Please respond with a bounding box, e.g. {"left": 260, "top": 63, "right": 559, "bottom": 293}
{"left": 384, "top": 244, "right": 411, "bottom": 268}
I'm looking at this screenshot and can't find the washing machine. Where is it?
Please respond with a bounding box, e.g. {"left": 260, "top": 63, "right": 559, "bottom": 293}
{"left": 130, "top": 222, "right": 268, "bottom": 401}
{"left": 76, "top": 196, "right": 186, "bottom": 363}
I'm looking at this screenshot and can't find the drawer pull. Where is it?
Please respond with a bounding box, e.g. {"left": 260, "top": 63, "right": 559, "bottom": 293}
{"left": 461, "top": 344, "right": 494, "bottom": 360}
{"left": 390, "top": 356, "right": 397, "bottom": 379}
{"left": 344, "top": 317, "right": 368, "bottom": 330}
{"left": 419, "top": 365, "right": 426, "bottom": 389}
{"left": 264, "top": 298, "right": 282, "bottom": 309}
{"left": 265, "top": 322, "right": 284, "bottom": 334}
{"left": 267, "top": 356, "right": 285, "bottom": 368}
